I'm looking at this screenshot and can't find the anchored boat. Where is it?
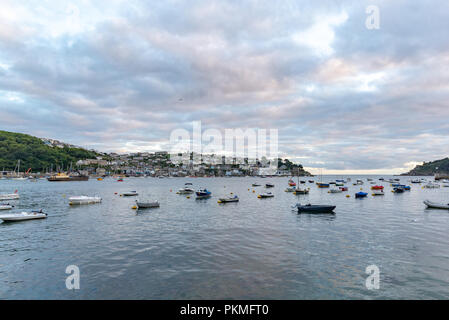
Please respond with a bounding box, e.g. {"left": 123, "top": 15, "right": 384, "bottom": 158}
{"left": 0, "top": 191, "right": 19, "bottom": 201}
{"left": 121, "top": 191, "right": 138, "bottom": 197}
{"left": 218, "top": 195, "right": 239, "bottom": 203}
{"left": 355, "top": 192, "right": 368, "bottom": 198}
{"left": 0, "top": 210, "right": 47, "bottom": 222}
{"left": 0, "top": 203, "right": 14, "bottom": 210}
{"left": 295, "top": 203, "right": 336, "bottom": 214}
{"left": 69, "top": 196, "right": 102, "bottom": 205}
{"left": 424, "top": 200, "right": 449, "bottom": 210}
{"left": 135, "top": 200, "right": 160, "bottom": 209}
{"left": 196, "top": 189, "right": 212, "bottom": 199}
{"left": 258, "top": 192, "right": 274, "bottom": 198}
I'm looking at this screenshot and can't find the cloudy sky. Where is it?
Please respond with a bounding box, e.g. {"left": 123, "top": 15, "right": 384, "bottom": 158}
{"left": 1, "top": 0, "right": 448, "bottom": 174}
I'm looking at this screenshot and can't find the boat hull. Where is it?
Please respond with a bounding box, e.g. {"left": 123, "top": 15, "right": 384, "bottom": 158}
{"left": 297, "top": 205, "right": 336, "bottom": 213}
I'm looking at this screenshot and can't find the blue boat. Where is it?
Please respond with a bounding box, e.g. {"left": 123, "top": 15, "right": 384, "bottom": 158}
{"left": 196, "top": 189, "right": 212, "bottom": 199}
{"left": 393, "top": 187, "right": 404, "bottom": 193}
{"left": 355, "top": 192, "right": 368, "bottom": 198}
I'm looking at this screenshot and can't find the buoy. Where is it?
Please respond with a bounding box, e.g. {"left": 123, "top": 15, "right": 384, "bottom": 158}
{"left": 252, "top": 190, "right": 255, "bottom": 193}
{"left": 114, "top": 192, "right": 118, "bottom": 195}
{"left": 346, "top": 195, "right": 350, "bottom": 198}
{"left": 69, "top": 202, "right": 73, "bottom": 205}
{"left": 230, "top": 192, "right": 233, "bottom": 195}
{"left": 132, "top": 206, "right": 137, "bottom": 210}
{"left": 257, "top": 195, "right": 261, "bottom": 198}
{"left": 248, "top": 188, "right": 250, "bottom": 191}
{"left": 186, "top": 196, "right": 190, "bottom": 199}
{"left": 217, "top": 200, "right": 222, "bottom": 203}
{"left": 170, "top": 189, "right": 172, "bottom": 192}
{"left": 62, "top": 194, "right": 66, "bottom": 198}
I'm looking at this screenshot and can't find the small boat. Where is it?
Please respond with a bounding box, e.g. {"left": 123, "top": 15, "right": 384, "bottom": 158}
{"left": 97, "top": 178, "right": 103, "bottom": 181}
{"left": 265, "top": 183, "right": 275, "bottom": 188}
{"left": 196, "top": 189, "right": 212, "bottom": 199}
{"left": 285, "top": 187, "right": 297, "bottom": 192}
{"left": 0, "top": 210, "right": 47, "bottom": 222}
{"left": 372, "top": 190, "right": 384, "bottom": 196}
{"left": 252, "top": 183, "right": 261, "bottom": 187}
{"left": 328, "top": 188, "right": 342, "bottom": 193}
{"left": 300, "top": 180, "right": 306, "bottom": 184}
{"left": 0, "top": 192, "right": 19, "bottom": 201}
{"left": 308, "top": 180, "right": 314, "bottom": 183}
{"left": 0, "top": 203, "right": 14, "bottom": 210}
{"left": 185, "top": 182, "right": 193, "bottom": 185}
{"left": 258, "top": 192, "right": 274, "bottom": 198}
{"left": 218, "top": 195, "right": 239, "bottom": 203}
{"left": 339, "top": 186, "right": 348, "bottom": 192}
{"left": 423, "top": 183, "right": 440, "bottom": 189}
{"left": 316, "top": 183, "right": 330, "bottom": 188}
{"left": 294, "top": 188, "right": 309, "bottom": 195}
{"left": 367, "top": 178, "right": 373, "bottom": 181}
{"left": 355, "top": 192, "right": 368, "bottom": 198}
{"left": 393, "top": 187, "right": 404, "bottom": 193}
{"left": 288, "top": 179, "right": 296, "bottom": 186}
{"left": 423, "top": 200, "right": 449, "bottom": 210}
{"left": 121, "top": 191, "right": 138, "bottom": 197}
{"left": 117, "top": 178, "right": 124, "bottom": 182}
{"left": 411, "top": 179, "right": 421, "bottom": 184}
{"left": 379, "top": 178, "right": 385, "bottom": 181}
{"left": 135, "top": 200, "right": 160, "bottom": 209}
{"left": 371, "top": 185, "right": 384, "bottom": 190}
{"left": 177, "top": 187, "right": 195, "bottom": 194}
{"left": 336, "top": 179, "right": 346, "bottom": 183}
{"left": 356, "top": 180, "right": 364, "bottom": 185}
{"left": 295, "top": 203, "right": 336, "bottom": 214}
{"left": 329, "top": 182, "right": 336, "bottom": 185}
{"left": 69, "top": 196, "right": 102, "bottom": 205}
{"left": 335, "top": 183, "right": 344, "bottom": 187}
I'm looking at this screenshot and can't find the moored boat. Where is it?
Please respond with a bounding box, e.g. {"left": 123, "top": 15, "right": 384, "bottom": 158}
{"left": 177, "top": 187, "right": 195, "bottom": 194}
{"left": 423, "top": 200, "right": 449, "bottom": 210}
{"left": 258, "top": 192, "right": 274, "bottom": 198}
{"left": 218, "top": 195, "right": 239, "bottom": 203}
{"left": 252, "top": 183, "right": 261, "bottom": 187}
{"left": 265, "top": 183, "right": 275, "bottom": 188}
{"left": 295, "top": 203, "right": 336, "bottom": 214}
{"left": 0, "top": 203, "right": 14, "bottom": 210}
{"left": 294, "top": 188, "right": 309, "bottom": 195}
{"left": 47, "top": 172, "right": 89, "bottom": 182}
{"left": 121, "top": 191, "right": 138, "bottom": 197}
{"left": 0, "top": 210, "right": 47, "bottom": 222}
{"left": 69, "top": 196, "right": 102, "bottom": 205}
{"left": 355, "top": 192, "right": 368, "bottom": 198}
{"left": 0, "top": 191, "right": 19, "bottom": 201}
{"left": 135, "top": 200, "right": 160, "bottom": 209}
{"left": 328, "top": 188, "right": 342, "bottom": 193}
{"left": 371, "top": 185, "right": 384, "bottom": 190}
{"left": 317, "top": 183, "right": 330, "bottom": 188}
{"left": 372, "top": 190, "right": 384, "bottom": 196}
{"left": 196, "top": 189, "right": 212, "bottom": 199}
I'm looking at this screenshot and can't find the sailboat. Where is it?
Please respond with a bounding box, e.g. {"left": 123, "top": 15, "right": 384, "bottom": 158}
{"left": 12, "top": 160, "right": 27, "bottom": 180}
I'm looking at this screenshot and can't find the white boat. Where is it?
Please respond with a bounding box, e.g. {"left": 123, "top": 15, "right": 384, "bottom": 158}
{"left": 0, "top": 210, "right": 47, "bottom": 222}
{"left": 0, "top": 204, "right": 14, "bottom": 210}
{"left": 135, "top": 200, "right": 160, "bottom": 209}
{"left": 218, "top": 195, "right": 239, "bottom": 203}
{"left": 328, "top": 188, "right": 343, "bottom": 193}
{"left": 294, "top": 188, "right": 310, "bottom": 195}
{"left": 69, "top": 196, "right": 102, "bottom": 205}
{"left": 258, "top": 192, "right": 274, "bottom": 198}
{"left": 121, "top": 191, "right": 139, "bottom": 196}
{"left": 424, "top": 200, "right": 449, "bottom": 210}
{"left": 423, "top": 183, "right": 440, "bottom": 189}
{"left": 177, "top": 187, "right": 195, "bottom": 194}
{"left": 0, "top": 192, "right": 19, "bottom": 200}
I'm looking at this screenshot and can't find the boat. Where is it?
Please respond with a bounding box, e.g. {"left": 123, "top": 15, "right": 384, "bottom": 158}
{"left": 196, "top": 189, "right": 212, "bottom": 199}
{"left": 97, "top": 178, "right": 103, "bottom": 181}
{"left": 69, "top": 196, "right": 102, "bottom": 205}
{"left": 335, "top": 183, "right": 344, "bottom": 187}
{"left": 0, "top": 191, "right": 19, "bottom": 201}
{"left": 300, "top": 180, "right": 306, "bottom": 184}
{"left": 288, "top": 179, "right": 296, "bottom": 187}
{"left": 285, "top": 187, "right": 297, "bottom": 192}
{"left": 0, "top": 210, "right": 47, "bottom": 222}
{"left": 316, "top": 183, "right": 330, "bottom": 188}
{"left": 135, "top": 200, "right": 160, "bottom": 209}
{"left": 339, "top": 186, "right": 348, "bottom": 191}
{"left": 392, "top": 187, "right": 404, "bottom": 193}
{"left": 252, "top": 183, "right": 261, "bottom": 187}
{"left": 371, "top": 185, "right": 384, "bottom": 190}
{"left": 265, "top": 183, "right": 275, "bottom": 188}
{"left": 367, "top": 178, "right": 373, "bottom": 181}
{"left": 217, "top": 195, "right": 239, "bottom": 203}
{"left": 328, "top": 188, "right": 343, "bottom": 193}
{"left": 295, "top": 203, "right": 336, "bottom": 214}
{"left": 355, "top": 192, "right": 368, "bottom": 198}
{"left": 411, "top": 179, "right": 421, "bottom": 183}
{"left": 294, "top": 188, "right": 309, "bottom": 195}
{"left": 355, "top": 180, "right": 364, "bottom": 185}
{"left": 258, "top": 192, "right": 274, "bottom": 198}
{"left": 117, "top": 178, "right": 124, "bottom": 182}
{"left": 423, "top": 183, "right": 440, "bottom": 189}
{"left": 372, "top": 190, "right": 384, "bottom": 196}
{"left": 423, "top": 200, "right": 449, "bottom": 210}
{"left": 177, "top": 187, "right": 195, "bottom": 194}
{"left": 121, "top": 191, "right": 138, "bottom": 197}
{"left": 48, "top": 172, "right": 89, "bottom": 182}
{"left": 308, "top": 180, "right": 314, "bottom": 183}
{"left": 0, "top": 204, "right": 14, "bottom": 210}
{"left": 185, "top": 182, "right": 193, "bottom": 185}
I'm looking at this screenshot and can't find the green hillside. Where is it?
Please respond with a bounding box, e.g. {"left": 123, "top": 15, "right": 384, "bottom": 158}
{"left": 0, "top": 130, "right": 98, "bottom": 172}
{"left": 401, "top": 157, "right": 449, "bottom": 176}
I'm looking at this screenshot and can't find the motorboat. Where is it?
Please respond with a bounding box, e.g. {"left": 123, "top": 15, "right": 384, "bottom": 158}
{"left": 328, "top": 188, "right": 343, "bottom": 193}
{"left": 135, "top": 200, "right": 160, "bottom": 209}
{"left": 316, "top": 183, "right": 330, "bottom": 188}
{"left": 339, "top": 186, "right": 348, "bottom": 191}
{"left": 288, "top": 179, "right": 296, "bottom": 186}
{"left": 265, "top": 183, "right": 275, "bottom": 188}
{"left": 252, "top": 183, "right": 261, "bottom": 187}
{"left": 371, "top": 185, "right": 384, "bottom": 190}
{"left": 411, "top": 179, "right": 421, "bottom": 183}
{"left": 177, "top": 187, "right": 195, "bottom": 194}
{"left": 0, "top": 192, "right": 19, "bottom": 201}
{"left": 258, "top": 192, "right": 274, "bottom": 198}
{"left": 0, "top": 210, "right": 47, "bottom": 222}
{"left": 217, "top": 195, "right": 239, "bottom": 203}
{"left": 285, "top": 187, "right": 297, "bottom": 192}
{"left": 393, "top": 187, "right": 404, "bottom": 193}
{"left": 295, "top": 203, "right": 336, "bottom": 214}
{"left": 308, "top": 180, "right": 314, "bottom": 183}
{"left": 121, "top": 191, "right": 138, "bottom": 197}
{"left": 69, "top": 196, "right": 102, "bottom": 205}
{"left": 423, "top": 183, "right": 440, "bottom": 189}
{"left": 372, "top": 190, "right": 384, "bottom": 196}
{"left": 294, "top": 188, "right": 309, "bottom": 195}
{"left": 423, "top": 200, "right": 449, "bottom": 210}
{"left": 196, "top": 189, "right": 212, "bottom": 199}
{"left": 355, "top": 192, "right": 368, "bottom": 198}
{"left": 0, "top": 204, "right": 14, "bottom": 210}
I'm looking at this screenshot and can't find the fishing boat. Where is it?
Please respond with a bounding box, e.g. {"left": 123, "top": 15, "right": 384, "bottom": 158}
{"left": 258, "top": 192, "right": 274, "bottom": 198}
{"left": 135, "top": 200, "right": 160, "bottom": 209}
{"left": 355, "top": 192, "right": 368, "bottom": 198}
{"left": 316, "top": 183, "right": 330, "bottom": 188}
{"left": 372, "top": 190, "right": 384, "bottom": 196}
{"left": 217, "top": 195, "right": 239, "bottom": 203}
{"left": 328, "top": 188, "right": 343, "bottom": 193}
{"left": 48, "top": 172, "right": 89, "bottom": 182}
{"left": 196, "top": 189, "right": 212, "bottom": 199}
{"left": 69, "top": 196, "right": 102, "bottom": 205}
{"left": 265, "top": 183, "right": 275, "bottom": 188}
{"left": 177, "top": 187, "right": 195, "bottom": 194}
{"left": 0, "top": 191, "right": 19, "bottom": 201}
{"left": 371, "top": 185, "right": 384, "bottom": 190}
{"left": 0, "top": 210, "right": 47, "bottom": 222}
{"left": 0, "top": 204, "right": 13, "bottom": 210}
{"left": 294, "top": 188, "right": 309, "bottom": 195}
{"left": 295, "top": 203, "right": 336, "bottom": 214}
{"left": 423, "top": 200, "right": 449, "bottom": 210}
{"left": 121, "top": 191, "right": 138, "bottom": 197}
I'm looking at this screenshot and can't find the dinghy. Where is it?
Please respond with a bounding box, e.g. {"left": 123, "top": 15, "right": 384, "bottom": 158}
{"left": 0, "top": 210, "right": 47, "bottom": 222}
{"left": 258, "top": 192, "right": 274, "bottom": 198}
{"left": 328, "top": 188, "right": 343, "bottom": 193}
{"left": 295, "top": 203, "right": 336, "bottom": 214}
{"left": 355, "top": 192, "right": 368, "bottom": 198}
{"left": 372, "top": 190, "right": 384, "bottom": 196}
{"left": 252, "top": 183, "right": 261, "bottom": 187}
{"left": 0, "top": 192, "right": 19, "bottom": 201}
{"left": 423, "top": 200, "right": 449, "bottom": 210}
{"left": 69, "top": 196, "right": 102, "bottom": 205}
{"left": 218, "top": 195, "right": 239, "bottom": 203}
{"left": 265, "top": 183, "right": 275, "bottom": 188}
{"left": 0, "top": 204, "right": 14, "bottom": 210}
{"left": 135, "top": 200, "right": 160, "bottom": 209}
{"left": 121, "top": 191, "right": 138, "bottom": 197}
{"left": 294, "top": 188, "right": 309, "bottom": 195}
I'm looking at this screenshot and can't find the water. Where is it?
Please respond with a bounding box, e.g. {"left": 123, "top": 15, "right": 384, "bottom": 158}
{"left": 1, "top": 175, "right": 449, "bottom": 299}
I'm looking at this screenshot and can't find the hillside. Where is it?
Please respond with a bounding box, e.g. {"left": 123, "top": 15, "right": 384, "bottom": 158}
{"left": 401, "top": 157, "right": 449, "bottom": 176}
{"left": 0, "top": 130, "right": 99, "bottom": 172}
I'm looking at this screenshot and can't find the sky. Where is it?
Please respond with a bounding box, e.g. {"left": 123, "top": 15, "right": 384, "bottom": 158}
{"left": 0, "top": 0, "right": 448, "bottom": 174}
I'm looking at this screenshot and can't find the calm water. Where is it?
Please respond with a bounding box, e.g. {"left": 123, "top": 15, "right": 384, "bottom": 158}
{"left": 1, "top": 175, "right": 449, "bottom": 299}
